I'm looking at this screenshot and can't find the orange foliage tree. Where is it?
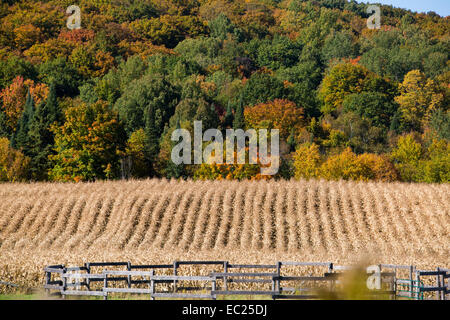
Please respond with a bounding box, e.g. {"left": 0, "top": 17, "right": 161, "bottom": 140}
{"left": 244, "top": 99, "right": 305, "bottom": 139}
{"left": 0, "top": 76, "right": 48, "bottom": 131}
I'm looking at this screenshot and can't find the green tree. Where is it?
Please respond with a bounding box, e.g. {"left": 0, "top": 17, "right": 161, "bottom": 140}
{"left": 342, "top": 92, "right": 398, "bottom": 128}
{"left": 28, "top": 84, "right": 62, "bottom": 180}
{"left": 165, "top": 118, "right": 186, "bottom": 179}
{"left": 209, "top": 13, "right": 241, "bottom": 41}
{"left": 195, "top": 99, "right": 219, "bottom": 130}
{"left": 0, "top": 109, "right": 11, "bottom": 138}
{"left": 321, "top": 31, "right": 356, "bottom": 65}
{"left": 233, "top": 100, "right": 245, "bottom": 130}
{"left": 113, "top": 74, "right": 179, "bottom": 136}
{"left": 144, "top": 103, "right": 161, "bottom": 176}
{"left": 223, "top": 102, "right": 233, "bottom": 129}
{"left": 254, "top": 35, "right": 302, "bottom": 70}
{"left": 429, "top": 109, "right": 449, "bottom": 140}
{"left": 38, "top": 57, "right": 82, "bottom": 96}
{"left": 241, "top": 72, "right": 286, "bottom": 106}
{"left": 0, "top": 55, "right": 36, "bottom": 90}
{"left": 11, "top": 89, "right": 34, "bottom": 153}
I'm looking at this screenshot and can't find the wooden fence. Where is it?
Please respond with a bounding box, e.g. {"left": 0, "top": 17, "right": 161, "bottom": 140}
{"left": 43, "top": 261, "right": 449, "bottom": 300}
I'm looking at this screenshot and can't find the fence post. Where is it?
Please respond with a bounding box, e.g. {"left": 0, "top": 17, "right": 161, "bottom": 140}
{"left": 173, "top": 261, "right": 178, "bottom": 293}
{"left": 103, "top": 271, "right": 108, "bottom": 300}
{"left": 436, "top": 268, "right": 442, "bottom": 300}
{"left": 211, "top": 277, "right": 216, "bottom": 300}
{"left": 445, "top": 270, "right": 449, "bottom": 301}
{"left": 44, "top": 270, "right": 50, "bottom": 296}
{"left": 223, "top": 261, "right": 228, "bottom": 291}
{"left": 276, "top": 261, "right": 281, "bottom": 293}
{"left": 61, "top": 267, "right": 67, "bottom": 299}
{"left": 271, "top": 275, "right": 276, "bottom": 301}
{"left": 149, "top": 270, "right": 155, "bottom": 300}
{"left": 85, "top": 263, "right": 91, "bottom": 291}
{"left": 328, "top": 263, "right": 334, "bottom": 292}
{"left": 416, "top": 271, "right": 421, "bottom": 300}
{"left": 409, "top": 265, "right": 414, "bottom": 299}
{"left": 127, "top": 261, "right": 131, "bottom": 288}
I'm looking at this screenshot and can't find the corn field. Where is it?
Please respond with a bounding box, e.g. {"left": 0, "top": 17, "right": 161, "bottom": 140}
{"left": 0, "top": 179, "right": 449, "bottom": 292}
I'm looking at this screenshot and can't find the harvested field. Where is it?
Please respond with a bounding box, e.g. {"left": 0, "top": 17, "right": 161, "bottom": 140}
{"left": 0, "top": 179, "right": 448, "bottom": 291}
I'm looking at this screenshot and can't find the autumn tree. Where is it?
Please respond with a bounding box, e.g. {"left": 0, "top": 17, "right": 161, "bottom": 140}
{"left": 0, "top": 137, "right": 30, "bottom": 182}
{"left": 244, "top": 99, "right": 305, "bottom": 139}
{"left": 194, "top": 148, "right": 275, "bottom": 181}
{"left": 49, "top": 101, "right": 126, "bottom": 182}
{"left": 319, "top": 147, "right": 397, "bottom": 182}
{"left": 395, "top": 70, "right": 444, "bottom": 132}
{"left": 0, "top": 76, "right": 48, "bottom": 132}
{"left": 124, "top": 128, "right": 149, "bottom": 178}
{"left": 293, "top": 142, "right": 321, "bottom": 179}
{"left": 318, "top": 62, "right": 370, "bottom": 115}
{"left": 390, "top": 134, "right": 423, "bottom": 182}
{"left": 418, "top": 138, "right": 449, "bottom": 183}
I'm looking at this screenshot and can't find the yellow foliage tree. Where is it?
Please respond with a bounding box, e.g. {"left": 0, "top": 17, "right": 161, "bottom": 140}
{"left": 0, "top": 137, "right": 30, "bottom": 182}
{"left": 319, "top": 147, "right": 397, "bottom": 182}
{"left": 14, "top": 24, "right": 42, "bottom": 50}
{"left": 318, "top": 62, "right": 370, "bottom": 115}
{"left": 124, "top": 129, "right": 149, "bottom": 178}
{"left": 390, "top": 133, "right": 422, "bottom": 182}
{"left": 194, "top": 148, "right": 276, "bottom": 181}
{"left": 293, "top": 143, "right": 321, "bottom": 179}
{"left": 395, "top": 70, "right": 444, "bottom": 131}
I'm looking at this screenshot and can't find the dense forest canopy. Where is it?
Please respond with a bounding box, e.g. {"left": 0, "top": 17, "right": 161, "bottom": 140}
{"left": 0, "top": 0, "right": 448, "bottom": 183}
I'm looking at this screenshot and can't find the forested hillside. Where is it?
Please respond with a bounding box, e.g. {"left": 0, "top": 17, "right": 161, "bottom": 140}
{"left": 0, "top": 0, "right": 448, "bottom": 183}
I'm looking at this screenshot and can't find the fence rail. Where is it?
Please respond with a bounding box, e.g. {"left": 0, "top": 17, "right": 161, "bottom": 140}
{"left": 43, "top": 261, "right": 449, "bottom": 300}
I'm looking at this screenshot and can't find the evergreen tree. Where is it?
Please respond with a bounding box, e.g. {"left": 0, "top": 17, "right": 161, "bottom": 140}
{"left": 166, "top": 118, "right": 185, "bottom": 179}
{"left": 233, "top": 100, "right": 245, "bottom": 130}
{"left": 390, "top": 111, "right": 402, "bottom": 134}
{"left": 223, "top": 102, "right": 234, "bottom": 129}
{"left": 12, "top": 89, "right": 35, "bottom": 153}
{"left": 287, "top": 130, "right": 296, "bottom": 152}
{"left": 28, "top": 83, "right": 62, "bottom": 180}
{"left": 0, "top": 109, "right": 11, "bottom": 138}
{"left": 144, "top": 103, "right": 160, "bottom": 176}
{"left": 195, "top": 100, "right": 218, "bottom": 129}
{"left": 429, "top": 109, "right": 450, "bottom": 140}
